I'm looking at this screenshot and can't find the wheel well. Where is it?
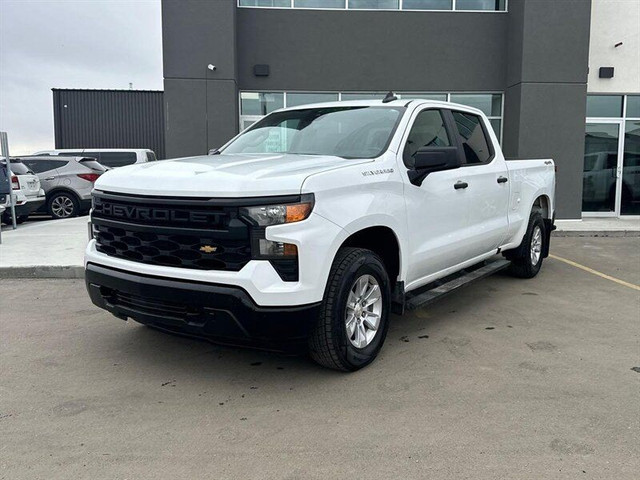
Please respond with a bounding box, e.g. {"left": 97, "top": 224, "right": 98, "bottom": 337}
{"left": 341, "top": 226, "right": 400, "bottom": 283}
{"left": 533, "top": 195, "right": 551, "bottom": 219}
{"left": 47, "top": 188, "right": 80, "bottom": 203}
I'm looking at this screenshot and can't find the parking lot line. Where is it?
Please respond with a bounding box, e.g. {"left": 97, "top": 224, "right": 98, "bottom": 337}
{"left": 549, "top": 254, "right": 640, "bottom": 291}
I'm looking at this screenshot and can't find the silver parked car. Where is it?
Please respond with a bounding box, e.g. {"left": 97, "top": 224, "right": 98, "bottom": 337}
{"left": 18, "top": 156, "right": 107, "bottom": 219}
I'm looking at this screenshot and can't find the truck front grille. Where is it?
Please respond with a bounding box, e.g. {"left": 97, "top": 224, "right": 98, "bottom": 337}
{"left": 91, "top": 192, "right": 252, "bottom": 272}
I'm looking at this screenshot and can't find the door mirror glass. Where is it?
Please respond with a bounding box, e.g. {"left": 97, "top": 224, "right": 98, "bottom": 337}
{"left": 409, "top": 146, "right": 461, "bottom": 186}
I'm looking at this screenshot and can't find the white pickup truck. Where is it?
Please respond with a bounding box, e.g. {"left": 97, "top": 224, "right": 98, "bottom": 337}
{"left": 85, "top": 97, "right": 555, "bottom": 371}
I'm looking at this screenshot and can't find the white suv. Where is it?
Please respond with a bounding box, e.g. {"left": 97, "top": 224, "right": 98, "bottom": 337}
{"left": 1, "top": 159, "right": 45, "bottom": 224}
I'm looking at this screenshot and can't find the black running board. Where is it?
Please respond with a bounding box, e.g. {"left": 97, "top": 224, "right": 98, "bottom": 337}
{"left": 404, "top": 259, "right": 511, "bottom": 311}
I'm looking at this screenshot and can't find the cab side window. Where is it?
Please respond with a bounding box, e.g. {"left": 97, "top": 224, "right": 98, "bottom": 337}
{"left": 403, "top": 109, "right": 450, "bottom": 168}
{"left": 451, "top": 111, "right": 492, "bottom": 165}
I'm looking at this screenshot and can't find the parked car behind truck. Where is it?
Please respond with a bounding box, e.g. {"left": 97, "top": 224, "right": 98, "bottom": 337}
{"left": 0, "top": 159, "right": 45, "bottom": 224}
{"left": 32, "top": 149, "right": 156, "bottom": 168}
{"left": 19, "top": 156, "right": 107, "bottom": 219}
{"left": 85, "top": 98, "right": 556, "bottom": 371}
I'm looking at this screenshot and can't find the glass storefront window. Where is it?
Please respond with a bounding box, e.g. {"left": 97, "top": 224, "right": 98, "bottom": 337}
{"left": 240, "top": 0, "right": 507, "bottom": 10}
{"left": 240, "top": 92, "right": 284, "bottom": 115}
{"left": 586, "top": 95, "right": 623, "bottom": 118}
{"left": 398, "top": 93, "right": 448, "bottom": 101}
{"left": 489, "top": 119, "right": 501, "bottom": 139}
{"left": 287, "top": 92, "right": 339, "bottom": 107}
{"left": 450, "top": 93, "right": 502, "bottom": 116}
{"left": 622, "top": 121, "right": 640, "bottom": 215}
{"left": 341, "top": 92, "right": 387, "bottom": 100}
{"left": 349, "top": 0, "right": 398, "bottom": 8}
{"left": 626, "top": 96, "right": 640, "bottom": 118}
{"left": 294, "top": 0, "right": 345, "bottom": 8}
{"left": 456, "top": 0, "right": 506, "bottom": 10}
{"left": 402, "top": 0, "right": 452, "bottom": 9}
{"left": 582, "top": 123, "right": 619, "bottom": 213}
{"left": 239, "top": 0, "right": 290, "bottom": 6}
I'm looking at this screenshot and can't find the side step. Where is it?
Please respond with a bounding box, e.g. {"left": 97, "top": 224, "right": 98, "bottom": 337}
{"left": 404, "top": 259, "right": 511, "bottom": 311}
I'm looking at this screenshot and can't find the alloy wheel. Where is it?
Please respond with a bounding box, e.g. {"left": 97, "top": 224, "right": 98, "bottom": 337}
{"left": 51, "top": 195, "right": 75, "bottom": 218}
{"left": 345, "top": 274, "right": 383, "bottom": 349}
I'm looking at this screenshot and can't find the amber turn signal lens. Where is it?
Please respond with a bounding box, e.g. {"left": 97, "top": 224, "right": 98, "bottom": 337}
{"left": 283, "top": 243, "right": 298, "bottom": 256}
{"left": 285, "top": 203, "right": 312, "bottom": 223}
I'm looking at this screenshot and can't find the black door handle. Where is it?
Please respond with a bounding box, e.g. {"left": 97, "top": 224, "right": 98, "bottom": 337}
{"left": 497, "top": 176, "right": 508, "bottom": 184}
{"left": 454, "top": 181, "right": 468, "bottom": 190}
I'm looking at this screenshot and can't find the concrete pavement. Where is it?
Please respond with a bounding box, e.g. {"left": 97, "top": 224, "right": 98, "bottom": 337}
{"left": 0, "top": 216, "right": 87, "bottom": 277}
{"left": 1, "top": 236, "right": 638, "bottom": 479}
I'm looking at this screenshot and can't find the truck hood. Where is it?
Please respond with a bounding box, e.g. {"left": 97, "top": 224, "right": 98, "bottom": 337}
{"left": 95, "top": 153, "right": 368, "bottom": 197}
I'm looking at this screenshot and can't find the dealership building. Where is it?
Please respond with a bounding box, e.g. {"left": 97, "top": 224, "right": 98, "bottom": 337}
{"left": 158, "top": 0, "right": 639, "bottom": 219}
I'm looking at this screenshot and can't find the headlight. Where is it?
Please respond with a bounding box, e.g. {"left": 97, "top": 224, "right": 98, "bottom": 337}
{"left": 241, "top": 194, "right": 314, "bottom": 226}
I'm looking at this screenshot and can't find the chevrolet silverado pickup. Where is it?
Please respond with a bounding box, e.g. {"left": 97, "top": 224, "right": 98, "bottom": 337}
{"left": 85, "top": 97, "right": 555, "bottom": 371}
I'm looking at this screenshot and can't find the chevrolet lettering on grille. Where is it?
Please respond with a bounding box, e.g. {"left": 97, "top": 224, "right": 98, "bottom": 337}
{"left": 98, "top": 202, "right": 214, "bottom": 224}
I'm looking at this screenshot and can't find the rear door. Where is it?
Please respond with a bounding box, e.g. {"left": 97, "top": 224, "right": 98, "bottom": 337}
{"left": 400, "top": 107, "right": 471, "bottom": 288}
{"left": 448, "top": 110, "right": 509, "bottom": 257}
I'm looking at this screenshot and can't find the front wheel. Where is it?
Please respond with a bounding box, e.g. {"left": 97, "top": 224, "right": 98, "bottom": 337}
{"left": 308, "top": 247, "right": 391, "bottom": 371}
{"left": 507, "top": 211, "right": 546, "bottom": 278}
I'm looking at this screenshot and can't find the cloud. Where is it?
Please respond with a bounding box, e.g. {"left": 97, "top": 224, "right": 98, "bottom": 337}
{"left": 0, "top": 0, "right": 163, "bottom": 155}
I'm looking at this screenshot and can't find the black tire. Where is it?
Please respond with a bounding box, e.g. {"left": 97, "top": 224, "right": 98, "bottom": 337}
{"left": 48, "top": 191, "right": 79, "bottom": 219}
{"left": 308, "top": 247, "right": 391, "bottom": 371}
{"left": 507, "top": 211, "right": 546, "bottom": 279}
{"left": 16, "top": 215, "right": 28, "bottom": 224}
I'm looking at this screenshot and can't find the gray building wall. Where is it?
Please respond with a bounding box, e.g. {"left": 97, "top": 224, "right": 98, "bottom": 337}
{"left": 162, "top": 0, "right": 592, "bottom": 219}
{"left": 53, "top": 88, "right": 165, "bottom": 159}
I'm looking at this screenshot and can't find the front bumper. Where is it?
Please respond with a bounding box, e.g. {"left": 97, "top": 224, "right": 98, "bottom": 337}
{"left": 85, "top": 211, "right": 346, "bottom": 306}
{"left": 85, "top": 263, "right": 320, "bottom": 350}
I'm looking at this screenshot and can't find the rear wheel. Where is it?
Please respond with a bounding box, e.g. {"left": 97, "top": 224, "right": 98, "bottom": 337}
{"left": 309, "top": 247, "right": 391, "bottom": 371}
{"left": 48, "top": 192, "right": 79, "bottom": 219}
{"left": 507, "top": 211, "right": 546, "bottom": 278}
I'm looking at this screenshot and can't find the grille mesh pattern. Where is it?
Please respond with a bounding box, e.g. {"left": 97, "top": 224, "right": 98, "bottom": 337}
{"left": 95, "top": 225, "right": 251, "bottom": 271}
{"left": 92, "top": 193, "right": 252, "bottom": 271}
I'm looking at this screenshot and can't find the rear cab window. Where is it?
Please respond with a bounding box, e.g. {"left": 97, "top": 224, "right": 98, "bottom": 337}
{"left": 451, "top": 111, "right": 494, "bottom": 165}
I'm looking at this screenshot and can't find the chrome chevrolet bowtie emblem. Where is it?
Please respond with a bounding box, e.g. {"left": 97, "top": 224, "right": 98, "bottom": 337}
{"left": 199, "top": 245, "right": 217, "bottom": 253}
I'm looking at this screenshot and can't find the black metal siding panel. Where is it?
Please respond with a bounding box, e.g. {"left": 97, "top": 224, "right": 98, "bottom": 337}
{"left": 52, "top": 89, "right": 166, "bottom": 159}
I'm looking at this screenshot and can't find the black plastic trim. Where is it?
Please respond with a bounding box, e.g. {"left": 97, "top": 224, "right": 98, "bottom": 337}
{"left": 85, "top": 263, "right": 319, "bottom": 349}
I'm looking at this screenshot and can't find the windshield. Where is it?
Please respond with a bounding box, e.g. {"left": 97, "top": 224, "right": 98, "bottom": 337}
{"left": 222, "top": 106, "right": 405, "bottom": 159}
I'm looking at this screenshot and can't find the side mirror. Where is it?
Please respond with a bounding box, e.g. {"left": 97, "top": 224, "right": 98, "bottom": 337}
{"left": 408, "top": 147, "right": 461, "bottom": 186}
{"left": 208, "top": 149, "right": 220, "bottom": 155}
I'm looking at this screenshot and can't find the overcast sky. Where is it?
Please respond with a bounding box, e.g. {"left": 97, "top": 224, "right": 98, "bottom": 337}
{"left": 0, "top": 0, "right": 163, "bottom": 155}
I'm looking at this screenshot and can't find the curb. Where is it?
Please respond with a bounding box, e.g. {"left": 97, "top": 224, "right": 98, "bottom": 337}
{"left": 552, "top": 230, "right": 640, "bottom": 238}
{"left": 0, "top": 266, "right": 85, "bottom": 279}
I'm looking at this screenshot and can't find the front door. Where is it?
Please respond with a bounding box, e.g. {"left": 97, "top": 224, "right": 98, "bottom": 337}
{"left": 582, "top": 121, "right": 624, "bottom": 216}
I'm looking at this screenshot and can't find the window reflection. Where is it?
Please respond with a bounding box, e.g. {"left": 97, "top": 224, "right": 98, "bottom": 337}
{"left": 622, "top": 121, "right": 640, "bottom": 215}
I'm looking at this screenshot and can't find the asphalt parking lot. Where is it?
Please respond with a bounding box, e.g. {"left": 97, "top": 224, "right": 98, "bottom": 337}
{"left": 1, "top": 236, "right": 639, "bottom": 479}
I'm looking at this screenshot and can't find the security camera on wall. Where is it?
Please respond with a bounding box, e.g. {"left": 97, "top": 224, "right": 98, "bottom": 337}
{"left": 207, "top": 64, "right": 216, "bottom": 71}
